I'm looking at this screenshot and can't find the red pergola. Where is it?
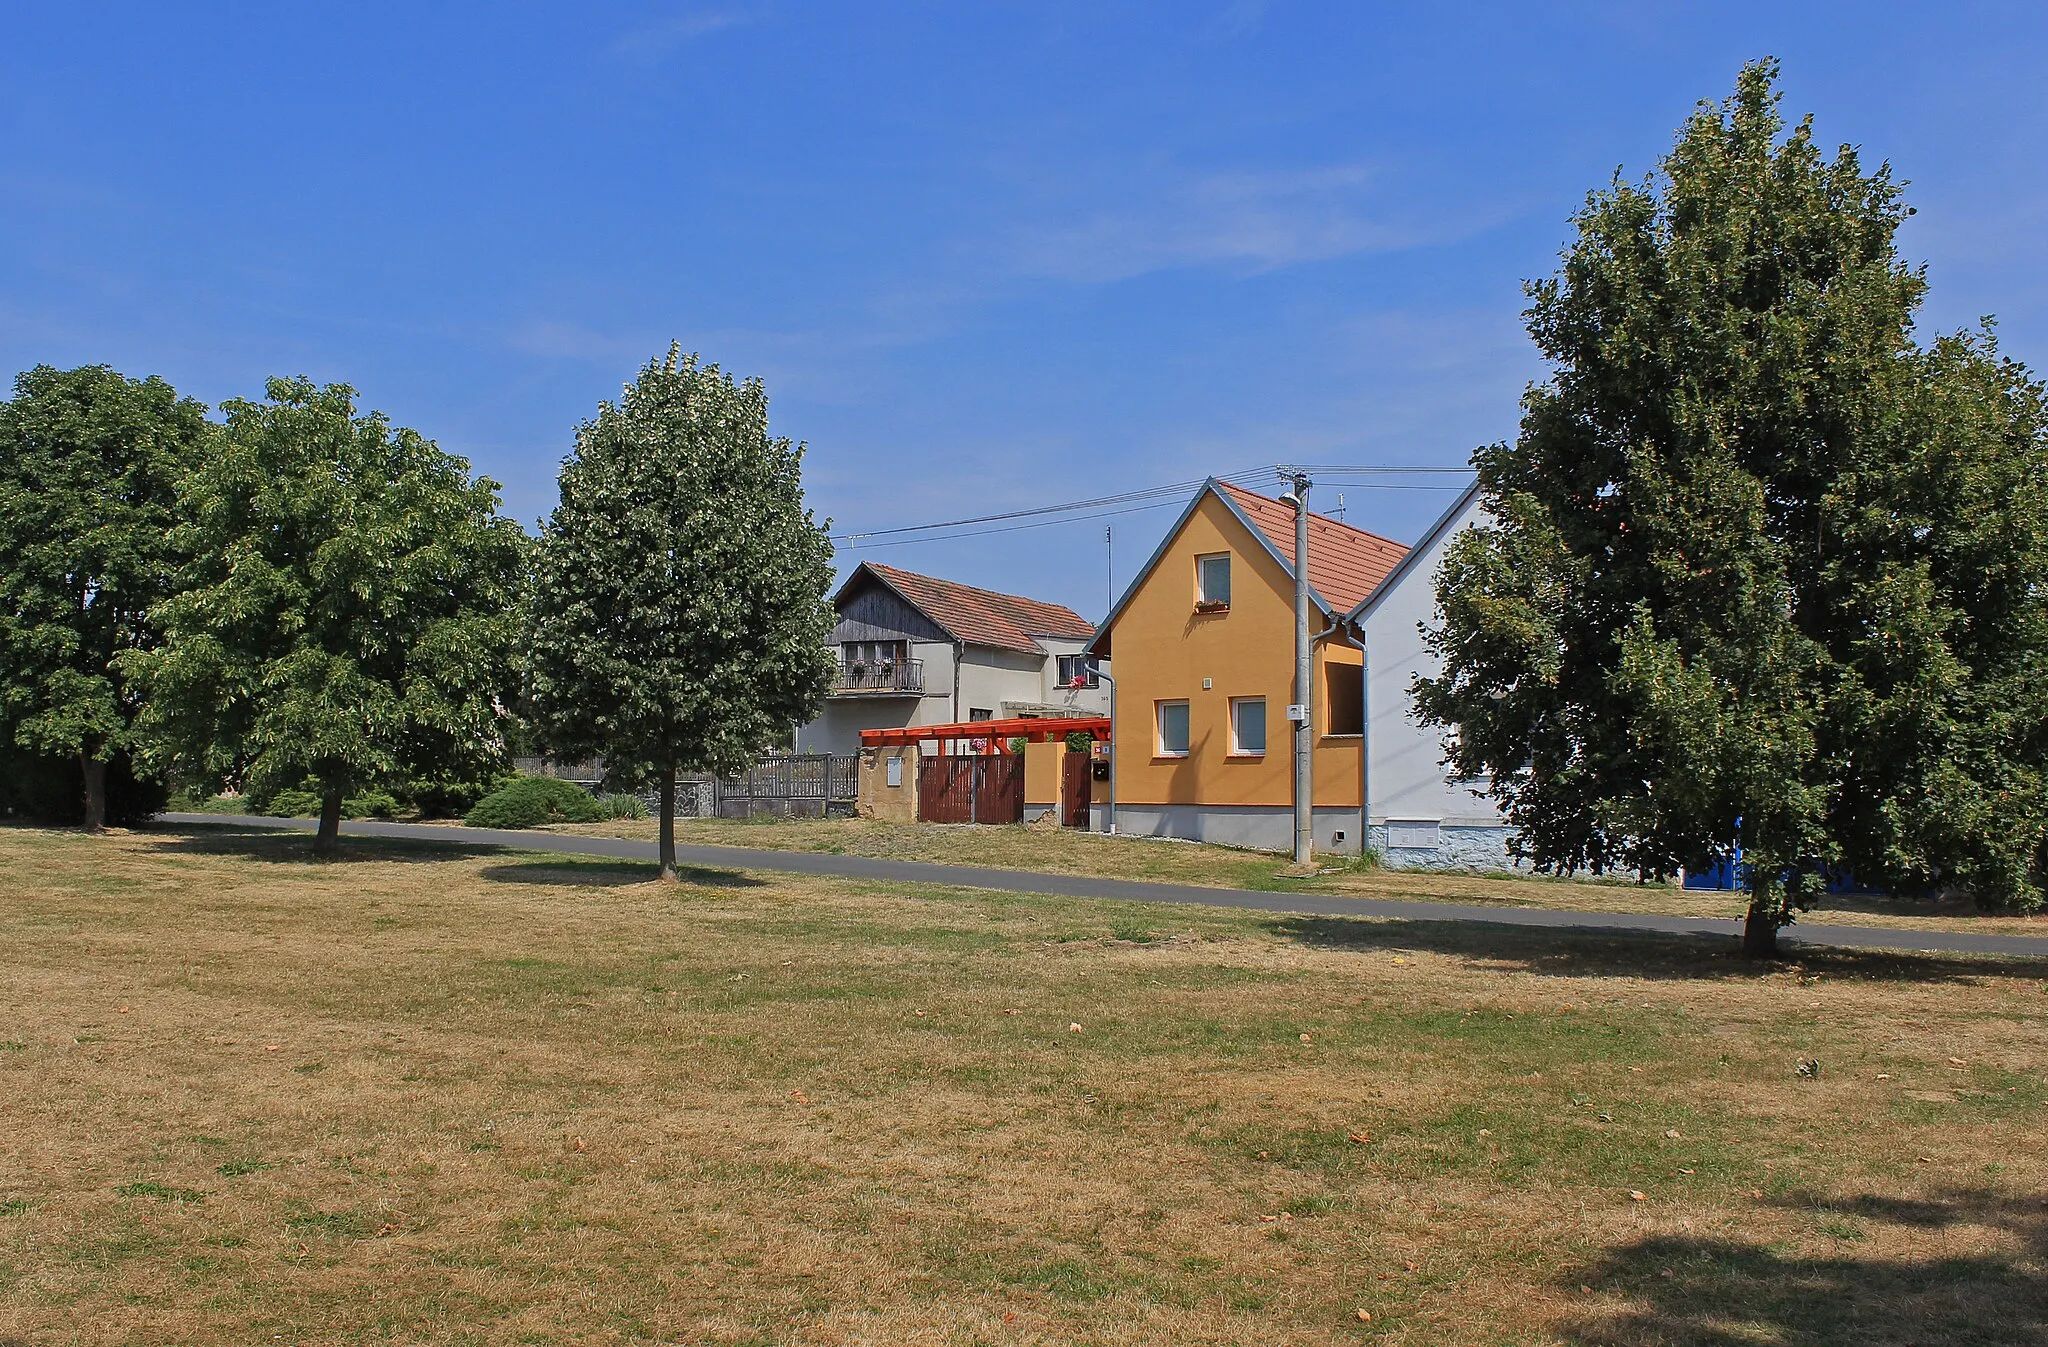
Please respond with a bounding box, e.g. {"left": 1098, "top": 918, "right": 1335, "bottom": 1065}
{"left": 860, "top": 715, "right": 1110, "bottom": 753}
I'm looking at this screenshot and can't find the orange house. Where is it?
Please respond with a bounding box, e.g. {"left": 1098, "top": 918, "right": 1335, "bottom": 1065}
{"left": 1085, "top": 479, "right": 1407, "bottom": 853}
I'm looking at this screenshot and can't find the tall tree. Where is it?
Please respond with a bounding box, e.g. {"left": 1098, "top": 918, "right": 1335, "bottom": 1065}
{"left": 128, "top": 377, "right": 528, "bottom": 855}
{"left": 525, "top": 346, "right": 836, "bottom": 880}
{"left": 1414, "top": 61, "right": 2048, "bottom": 955}
{"left": 0, "top": 365, "right": 211, "bottom": 830}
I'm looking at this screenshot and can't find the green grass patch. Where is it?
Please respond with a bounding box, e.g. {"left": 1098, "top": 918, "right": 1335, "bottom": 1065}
{"left": 116, "top": 1180, "right": 204, "bottom": 1203}
{"left": 285, "top": 1208, "right": 374, "bottom": 1238}
{"left": 216, "top": 1158, "right": 275, "bottom": 1177}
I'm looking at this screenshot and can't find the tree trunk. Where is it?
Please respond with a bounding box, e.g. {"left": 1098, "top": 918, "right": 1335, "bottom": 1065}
{"left": 658, "top": 771, "right": 677, "bottom": 883}
{"left": 1742, "top": 895, "right": 1781, "bottom": 958}
{"left": 315, "top": 789, "right": 344, "bottom": 858}
{"left": 81, "top": 754, "right": 108, "bottom": 834}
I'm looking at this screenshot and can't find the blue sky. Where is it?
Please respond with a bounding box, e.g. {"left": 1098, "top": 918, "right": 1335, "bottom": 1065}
{"left": 5, "top": 2, "right": 2044, "bottom": 619}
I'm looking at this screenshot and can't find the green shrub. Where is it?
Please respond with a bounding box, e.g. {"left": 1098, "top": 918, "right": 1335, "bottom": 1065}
{"left": 165, "top": 788, "right": 249, "bottom": 814}
{"left": 463, "top": 776, "right": 607, "bottom": 830}
{"left": 402, "top": 772, "right": 515, "bottom": 820}
{"left": 265, "top": 789, "right": 324, "bottom": 819}
{"left": 594, "top": 792, "right": 648, "bottom": 820}
{"left": 342, "top": 791, "right": 399, "bottom": 820}
{"left": 252, "top": 783, "right": 403, "bottom": 821}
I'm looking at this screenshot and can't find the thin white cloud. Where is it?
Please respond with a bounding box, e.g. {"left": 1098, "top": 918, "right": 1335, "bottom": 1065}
{"left": 609, "top": 6, "right": 754, "bottom": 60}
{"left": 1199, "top": 0, "right": 1285, "bottom": 42}
{"left": 1002, "top": 162, "right": 1484, "bottom": 283}
{"left": 507, "top": 320, "right": 662, "bottom": 365}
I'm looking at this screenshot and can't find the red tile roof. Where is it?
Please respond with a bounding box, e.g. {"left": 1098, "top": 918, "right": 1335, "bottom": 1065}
{"left": 1215, "top": 481, "right": 1409, "bottom": 614}
{"left": 862, "top": 562, "right": 1095, "bottom": 654}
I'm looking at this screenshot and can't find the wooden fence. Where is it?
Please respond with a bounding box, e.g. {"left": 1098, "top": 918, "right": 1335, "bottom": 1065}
{"left": 714, "top": 754, "right": 859, "bottom": 819}
{"left": 510, "top": 757, "right": 812, "bottom": 820}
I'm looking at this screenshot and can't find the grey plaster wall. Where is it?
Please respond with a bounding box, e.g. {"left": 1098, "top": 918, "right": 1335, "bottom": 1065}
{"left": 1086, "top": 803, "right": 1521, "bottom": 871}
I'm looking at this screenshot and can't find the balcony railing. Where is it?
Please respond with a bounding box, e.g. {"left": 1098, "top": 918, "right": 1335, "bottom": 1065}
{"left": 829, "top": 657, "right": 925, "bottom": 695}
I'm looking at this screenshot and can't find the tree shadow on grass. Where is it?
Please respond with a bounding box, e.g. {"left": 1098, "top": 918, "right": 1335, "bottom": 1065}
{"left": 147, "top": 824, "right": 513, "bottom": 866}
{"left": 1557, "top": 1187, "right": 2048, "bottom": 1345}
{"left": 1264, "top": 915, "right": 2048, "bottom": 987}
{"left": 147, "top": 827, "right": 766, "bottom": 891}
{"left": 478, "top": 858, "right": 763, "bottom": 889}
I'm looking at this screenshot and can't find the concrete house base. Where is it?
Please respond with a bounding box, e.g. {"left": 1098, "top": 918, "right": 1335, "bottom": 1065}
{"left": 1089, "top": 803, "right": 1521, "bottom": 871}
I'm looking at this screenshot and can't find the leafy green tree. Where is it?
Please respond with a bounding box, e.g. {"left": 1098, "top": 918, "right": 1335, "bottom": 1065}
{"left": 128, "top": 377, "right": 528, "bottom": 855}
{"left": 0, "top": 365, "right": 211, "bottom": 830}
{"left": 1414, "top": 61, "right": 2048, "bottom": 955}
{"left": 525, "top": 346, "right": 836, "bottom": 880}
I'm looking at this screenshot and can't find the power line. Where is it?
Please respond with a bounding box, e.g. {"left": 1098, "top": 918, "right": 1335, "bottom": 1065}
{"left": 833, "top": 480, "right": 1201, "bottom": 544}
{"left": 1283, "top": 463, "right": 1474, "bottom": 474}
{"left": 830, "top": 461, "right": 1477, "bottom": 550}
{"left": 831, "top": 460, "right": 1274, "bottom": 545}
{"left": 836, "top": 497, "right": 1191, "bottom": 549}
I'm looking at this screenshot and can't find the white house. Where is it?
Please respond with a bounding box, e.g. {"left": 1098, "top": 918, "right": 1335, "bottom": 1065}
{"left": 1344, "top": 481, "right": 1516, "bottom": 868}
{"left": 795, "top": 562, "right": 1109, "bottom": 756}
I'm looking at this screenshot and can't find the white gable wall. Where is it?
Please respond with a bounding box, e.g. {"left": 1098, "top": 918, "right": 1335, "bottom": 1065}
{"left": 1355, "top": 488, "right": 1516, "bottom": 868}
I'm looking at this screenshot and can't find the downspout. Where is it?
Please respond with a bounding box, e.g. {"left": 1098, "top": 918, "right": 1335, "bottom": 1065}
{"left": 1095, "top": 670, "right": 1117, "bottom": 835}
{"left": 951, "top": 639, "right": 963, "bottom": 732}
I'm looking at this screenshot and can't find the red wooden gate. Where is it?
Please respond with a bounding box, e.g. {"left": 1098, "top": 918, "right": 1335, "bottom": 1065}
{"left": 1060, "top": 749, "right": 1092, "bottom": 827}
{"left": 917, "top": 754, "right": 1024, "bottom": 824}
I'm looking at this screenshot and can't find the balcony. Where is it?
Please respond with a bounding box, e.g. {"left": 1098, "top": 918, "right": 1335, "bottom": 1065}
{"left": 829, "top": 657, "right": 925, "bottom": 696}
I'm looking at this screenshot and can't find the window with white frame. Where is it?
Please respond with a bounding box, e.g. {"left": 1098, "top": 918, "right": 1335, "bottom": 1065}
{"left": 1229, "top": 697, "right": 1266, "bottom": 756}
{"left": 1056, "top": 653, "right": 1099, "bottom": 688}
{"left": 1156, "top": 700, "right": 1190, "bottom": 757}
{"left": 1195, "top": 552, "right": 1231, "bottom": 608}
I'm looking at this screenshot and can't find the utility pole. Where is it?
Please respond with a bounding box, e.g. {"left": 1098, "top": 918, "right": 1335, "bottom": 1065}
{"left": 1282, "top": 469, "right": 1313, "bottom": 865}
{"left": 1102, "top": 526, "right": 1117, "bottom": 835}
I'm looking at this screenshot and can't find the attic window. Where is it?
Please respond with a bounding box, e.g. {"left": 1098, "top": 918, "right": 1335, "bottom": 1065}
{"left": 1195, "top": 553, "right": 1231, "bottom": 610}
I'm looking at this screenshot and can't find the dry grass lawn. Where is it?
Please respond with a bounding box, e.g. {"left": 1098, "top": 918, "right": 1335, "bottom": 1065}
{"left": 546, "top": 815, "right": 2048, "bottom": 936}
{"left": 4, "top": 822, "right": 2047, "bottom": 1345}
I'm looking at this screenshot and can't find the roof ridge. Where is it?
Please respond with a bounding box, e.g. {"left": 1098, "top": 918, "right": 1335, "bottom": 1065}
{"left": 1213, "top": 479, "right": 1408, "bottom": 552}
{"left": 865, "top": 560, "right": 1089, "bottom": 624}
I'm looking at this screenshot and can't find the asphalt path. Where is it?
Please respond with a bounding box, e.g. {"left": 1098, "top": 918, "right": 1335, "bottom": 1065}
{"left": 159, "top": 812, "right": 2048, "bottom": 960}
